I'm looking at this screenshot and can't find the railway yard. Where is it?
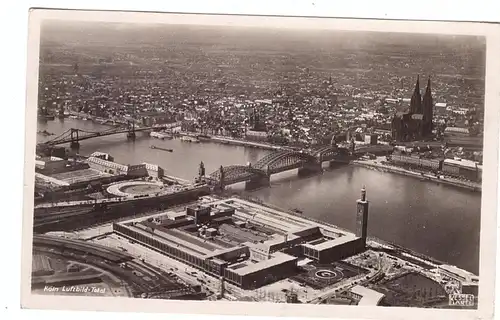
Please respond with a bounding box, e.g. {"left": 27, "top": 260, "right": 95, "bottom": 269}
{"left": 32, "top": 234, "right": 205, "bottom": 300}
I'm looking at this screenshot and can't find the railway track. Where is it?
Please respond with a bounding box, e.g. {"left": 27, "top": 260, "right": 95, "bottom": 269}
{"left": 32, "top": 234, "right": 193, "bottom": 298}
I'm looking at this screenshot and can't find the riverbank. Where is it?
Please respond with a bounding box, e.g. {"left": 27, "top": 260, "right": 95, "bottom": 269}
{"left": 352, "top": 160, "right": 482, "bottom": 192}
{"left": 60, "top": 113, "right": 292, "bottom": 152}
{"left": 204, "top": 135, "right": 289, "bottom": 151}
{"left": 230, "top": 194, "right": 454, "bottom": 271}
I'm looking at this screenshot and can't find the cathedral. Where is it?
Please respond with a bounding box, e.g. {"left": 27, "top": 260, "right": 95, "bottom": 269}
{"left": 391, "top": 76, "right": 434, "bottom": 141}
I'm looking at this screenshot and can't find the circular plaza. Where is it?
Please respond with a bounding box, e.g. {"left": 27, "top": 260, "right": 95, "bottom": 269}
{"left": 106, "top": 181, "right": 164, "bottom": 197}
{"left": 314, "top": 269, "right": 344, "bottom": 281}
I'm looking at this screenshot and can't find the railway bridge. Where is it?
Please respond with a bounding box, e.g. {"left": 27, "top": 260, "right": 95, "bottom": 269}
{"left": 205, "top": 145, "right": 352, "bottom": 190}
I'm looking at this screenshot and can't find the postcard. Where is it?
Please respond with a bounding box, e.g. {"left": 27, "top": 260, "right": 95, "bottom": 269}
{"left": 21, "top": 8, "right": 500, "bottom": 320}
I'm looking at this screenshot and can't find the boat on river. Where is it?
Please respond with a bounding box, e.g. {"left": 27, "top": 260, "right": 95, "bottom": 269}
{"left": 180, "top": 135, "right": 200, "bottom": 143}
{"left": 150, "top": 145, "right": 173, "bottom": 152}
{"left": 150, "top": 131, "right": 173, "bottom": 140}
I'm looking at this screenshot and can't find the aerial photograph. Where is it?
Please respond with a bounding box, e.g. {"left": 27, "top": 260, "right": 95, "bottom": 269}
{"left": 31, "top": 18, "right": 484, "bottom": 309}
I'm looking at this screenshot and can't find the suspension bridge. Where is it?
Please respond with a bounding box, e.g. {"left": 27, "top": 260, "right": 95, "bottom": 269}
{"left": 205, "top": 145, "right": 353, "bottom": 190}
{"left": 37, "top": 122, "right": 174, "bottom": 150}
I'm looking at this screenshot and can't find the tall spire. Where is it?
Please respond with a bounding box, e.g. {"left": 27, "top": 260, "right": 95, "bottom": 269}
{"left": 361, "top": 185, "right": 366, "bottom": 201}
{"left": 410, "top": 75, "right": 422, "bottom": 114}
{"left": 422, "top": 76, "right": 434, "bottom": 136}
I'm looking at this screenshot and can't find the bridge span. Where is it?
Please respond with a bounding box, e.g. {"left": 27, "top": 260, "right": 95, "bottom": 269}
{"left": 37, "top": 122, "right": 181, "bottom": 150}
{"left": 204, "top": 146, "right": 353, "bottom": 190}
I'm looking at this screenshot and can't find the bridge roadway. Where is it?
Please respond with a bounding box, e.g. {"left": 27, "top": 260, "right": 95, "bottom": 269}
{"left": 207, "top": 146, "right": 351, "bottom": 189}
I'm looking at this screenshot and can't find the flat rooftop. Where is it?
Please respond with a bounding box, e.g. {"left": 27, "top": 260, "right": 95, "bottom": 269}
{"left": 227, "top": 252, "right": 298, "bottom": 276}
{"left": 351, "top": 285, "right": 385, "bottom": 306}
{"left": 124, "top": 222, "right": 212, "bottom": 257}
{"left": 50, "top": 168, "right": 111, "bottom": 184}
{"left": 115, "top": 197, "right": 358, "bottom": 275}
{"left": 214, "top": 198, "right": 352, "bottom": 238}
{"left": 303, "top": 234, "right": 359, "bottom": 251}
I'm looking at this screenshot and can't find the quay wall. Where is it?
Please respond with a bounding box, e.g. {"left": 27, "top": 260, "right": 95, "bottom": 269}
{"left": 231, "top": 195, "right": 455, "bottom": 272}
{"left": 207, "top": 136, "right": 286, "bottom": 151}
{"left": 351, "top": 160, "right": 481, "bottom": 192}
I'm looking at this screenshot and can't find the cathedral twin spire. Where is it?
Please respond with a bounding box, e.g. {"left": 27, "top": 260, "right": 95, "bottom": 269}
{"left": 391, "top": 75, "right": 434, "bottom": 140}
{"left": 410, "top": 75, "right": 422, "bottom": 114}
{"left": 422, "top": 77, "right": 434, "bottom": 133}
{"left": 408, "top": 75, "right": 434, "bottom": 136}
{"left": 409, "top": 75, "right": 432, "bottom": 116}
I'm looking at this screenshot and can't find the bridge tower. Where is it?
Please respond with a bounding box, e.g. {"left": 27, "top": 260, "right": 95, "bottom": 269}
{"left": 198, "top": 161, "right": 206, "bottom": 178}
{"left": 298, "top": 157, "right": 322, "bottom": 177}
{"left": 69, "top": 128, "right": 80, "bottom": 150}
{"left": 327, "top": 144, "right": 341, "bottom": 169}
{"left": 349, "top": 138, "right": 355, "bottom": 155}
{"left": 127, "top": 121, "right": 136, "bottom": 140}
{"left": 218, "top": 165, "right": 225, "bottom": 191}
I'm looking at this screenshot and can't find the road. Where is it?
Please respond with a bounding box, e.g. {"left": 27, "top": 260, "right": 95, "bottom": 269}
{"left": 92, "top": 234, "right": 243, "bottom": 300}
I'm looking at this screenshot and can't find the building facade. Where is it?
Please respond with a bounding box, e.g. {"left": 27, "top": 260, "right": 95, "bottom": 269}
{"left": 86, "top": 157, "right": 148, "bottom": 178}
{"left": 112, "top": 192, "right": 372, "bottom": 290}
{"left": 442, "top": 159, "right": 482, "bottom": 182}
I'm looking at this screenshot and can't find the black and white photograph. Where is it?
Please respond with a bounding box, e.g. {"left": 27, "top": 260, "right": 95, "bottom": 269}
{"left": 20, "top": 9, "right": 500, "bottom": 320}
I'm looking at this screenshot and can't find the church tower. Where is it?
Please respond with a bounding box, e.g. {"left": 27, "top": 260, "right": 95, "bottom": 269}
{"left": 409, "top": 76, "right": 422, "bottom": 114}
{"left": 422, "top": 77, "right": 434, "bottom": 136}
{"left": 355, "top": 186, "right": 369, "bottom": 247}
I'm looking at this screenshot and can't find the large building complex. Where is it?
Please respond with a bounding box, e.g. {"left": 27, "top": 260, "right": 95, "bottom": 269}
{"left": 388, "top": 153, "right": 483, "bottom": 182}
{"left": 113, "top": 189, "right": 370, "bottom": 289}
{"left": 391, "top": 76, "right": 434, "bottom": 142}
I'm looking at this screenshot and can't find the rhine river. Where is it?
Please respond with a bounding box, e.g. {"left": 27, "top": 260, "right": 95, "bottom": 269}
{"left": 37, "top": 119, "right": 481, "bottom": 274}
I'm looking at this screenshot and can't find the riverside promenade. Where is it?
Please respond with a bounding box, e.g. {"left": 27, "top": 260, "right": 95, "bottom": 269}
{"left": 207, "top": 135, "right": 291, "bottom": 151}
{"left": 352, "top": 159, "right": 482, "bottom": 192}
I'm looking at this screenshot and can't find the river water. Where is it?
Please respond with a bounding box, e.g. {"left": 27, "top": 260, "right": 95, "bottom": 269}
{"left": 37, "top": 118, "right": 481, "bottom": 274}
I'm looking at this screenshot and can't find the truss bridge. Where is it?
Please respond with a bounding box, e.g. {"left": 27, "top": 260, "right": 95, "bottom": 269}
{"left": 206, "top": 145, "right": 352, "bottom": 190}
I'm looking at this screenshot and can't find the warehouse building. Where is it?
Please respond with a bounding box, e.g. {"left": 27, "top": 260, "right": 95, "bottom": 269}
{"left": 389, "top": 153, "right": 443, "bottom": 171}
{"left": 442, "top": 158, "right": 482, "bottom": 182}
{"left": 142, "top": 163, "right": 165, "bottom": 179}
{"left": 223, "top": 251, "right": 298, "bottom": 289}
{"left": 35, "top": 156, "right": 67, "bottom": 173}
{"left": 301, "top": 235, "right": 365, "bottom": 263}
{"left": 86, "top": 157, "right": 148, "bottom": 177}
